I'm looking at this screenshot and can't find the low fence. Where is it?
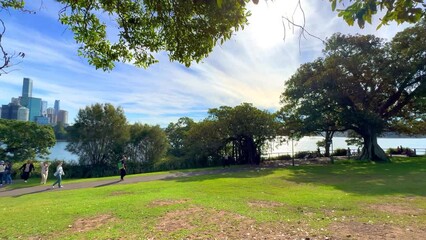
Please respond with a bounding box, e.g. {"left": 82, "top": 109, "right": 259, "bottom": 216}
{"left": 263, "top": 148, "right": 426, "bottom": 160}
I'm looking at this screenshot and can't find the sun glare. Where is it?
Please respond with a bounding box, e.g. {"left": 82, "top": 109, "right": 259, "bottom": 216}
{"left": 247, "top": 0, "right": 304, "bottom": 49}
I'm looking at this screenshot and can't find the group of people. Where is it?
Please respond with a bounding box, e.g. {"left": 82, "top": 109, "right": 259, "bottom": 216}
{"left": 0, "top": 161, "right": 13, "bottom": 186}
{"left": 0, "top": 155, "right": 127, "bottom": 188}
{"left": 19, "top": 160, "right": 65, "bottom": 188}
{"left": 0, "top": 160, "right": 66, "bottom": 188}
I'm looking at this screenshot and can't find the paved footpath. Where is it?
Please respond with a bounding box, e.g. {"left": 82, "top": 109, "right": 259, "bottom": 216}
{"left": 0, "top": 167, "right": 249, "bottom": 198}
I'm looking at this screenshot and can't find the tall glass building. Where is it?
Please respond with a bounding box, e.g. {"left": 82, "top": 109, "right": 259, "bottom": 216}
{"left": 21, "top": 78, "right": 33, "bottom": 107}
{"left": 28, "top": 97, "right": 42, "bottom": 122}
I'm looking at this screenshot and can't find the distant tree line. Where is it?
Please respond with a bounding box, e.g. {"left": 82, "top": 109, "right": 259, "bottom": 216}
{"left": 61, "top": 102, "right": 278, "bottom": 177}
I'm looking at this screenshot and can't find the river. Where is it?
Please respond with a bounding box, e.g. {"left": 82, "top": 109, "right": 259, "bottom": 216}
{"left": 44, "top": 137, "right": 426, "bottom": 162}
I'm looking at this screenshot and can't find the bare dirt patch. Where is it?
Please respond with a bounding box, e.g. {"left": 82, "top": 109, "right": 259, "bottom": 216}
{"left": 247, "top": 200, "right": 284, "bottom": 208}
{"left": 150, "top": 206, "right": 327, "bottom": 239}
{"left": 329, "top": 221, "right": 426, "bottom": 239}
{"left": 69, "top": 214, "right": 115, "bottom": 233}
{"left": 368, "top": 203, "right": 424, "bottom": 216}
{"left": 150, "top": 199, "right": 190, "bottom": 207}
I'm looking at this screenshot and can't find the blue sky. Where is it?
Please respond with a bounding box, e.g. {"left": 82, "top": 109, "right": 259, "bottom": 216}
{"left": 0, "top": 0, "right": 410, "bottom": 127}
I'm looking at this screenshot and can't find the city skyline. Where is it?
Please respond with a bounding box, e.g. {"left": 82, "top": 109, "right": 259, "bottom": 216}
{"left": 0, "top": 0, "right": 410, "bottom": 127}
{"left": 1, "top": 77, "right": 68, "bottom": 125}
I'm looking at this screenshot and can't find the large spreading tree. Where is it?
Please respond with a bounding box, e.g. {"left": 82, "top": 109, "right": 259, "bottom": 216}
{"left": 208, "top": 103, "right": 278, "bottom": 165}
{"left": 280, "top": 21, "right": 426, "bottom": 162}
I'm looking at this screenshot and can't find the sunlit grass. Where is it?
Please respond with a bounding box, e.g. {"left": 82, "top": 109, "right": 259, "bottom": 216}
{"left": 0, "top": 157, "right": 425, "bottom": 239}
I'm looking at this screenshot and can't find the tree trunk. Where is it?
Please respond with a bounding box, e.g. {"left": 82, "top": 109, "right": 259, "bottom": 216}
{"left": 324, "top": 130, "right": 334, "bottom": 157}
{"left": 359, "top": 130, "right": 389, "bottom": 162}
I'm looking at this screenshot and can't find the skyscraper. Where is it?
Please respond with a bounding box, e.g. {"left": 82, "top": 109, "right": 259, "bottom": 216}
{"left": 27, "top": 97, "right": 42, "bottom": 122}
{"left": 57, "top": 110, "right": 68, "bottom": 125}
{"left": 53, "top": 100, "right": 60, "bottom": 124}
{"left": 41, "top": 100, "right": 48, "bottom": 116}
{"left": 21, "top": 78, "right": 33, "bottom": 107}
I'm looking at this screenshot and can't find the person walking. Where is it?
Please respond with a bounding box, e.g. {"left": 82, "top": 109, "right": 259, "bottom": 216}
{"left": 0, "top": 161, "right": 5, "bottom": 186}
{"left": 52, "top": 162, "right": 65, "bottom": 189}
{"left": 40, "top": 161, "right": 49, "bottom": 184}
{"left": 4, "top": 162, "right": 12, "bottom": 184}
{"left": 118, "top": 155, "right": 127, "bottom": 181}
{"left": 19, "top": 160, "right": 34, "bottom": 183}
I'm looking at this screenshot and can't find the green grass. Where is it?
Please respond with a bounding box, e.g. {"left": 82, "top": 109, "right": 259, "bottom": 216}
{"left": 1, "top": 157, "right": 425, "bottom": 239}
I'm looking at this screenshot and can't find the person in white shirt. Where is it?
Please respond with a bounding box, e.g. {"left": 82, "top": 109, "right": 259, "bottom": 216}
{"left": 40, "top": 161, "right": 49, "bottom": 184}
{"left": 0, "top": 161, "right": 5, "bottom": 186}
{"left": 52, "top": 162, "right": 65, "bottom": 189}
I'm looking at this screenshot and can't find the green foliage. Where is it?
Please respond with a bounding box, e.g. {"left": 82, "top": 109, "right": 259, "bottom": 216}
{"left": 55, "top": 0, "right": 250, "bottom": 70}
{"left": 66, "top": 103, "right": 129, "bottom": 168}
{"left": 294, "top": 151, "right": 322, "bottom": 159}
{"left": 386, "top": 147, "right": 416, "bottom": 156}
{"left": 331, "top": 148, "right": 348, "bottom": 156}
{"left": 53, "top": 121, "right": 69, "bottom": 140}
{"left": 208, "top": 103, "right": 278, "bottom": 165}
{"left": 126, "top": 123, "right": 169, "bottom": 172}
{"left": 2, "top": 157, "right": 426, "bottom": 239}
{"left": 280, "top": 22, "right": 426, "bottom": 161}
{"left": 165, "top": 117, "right": 195, "bottom": 158}
{"left": 0, "top": 119, "right": 55, "bottom": 161}
{"left": 329, "top": 0, "right": 426, "bottom": 28}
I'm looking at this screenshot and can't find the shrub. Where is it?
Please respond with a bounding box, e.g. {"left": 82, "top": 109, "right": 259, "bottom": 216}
{"left": 295, "top": 151, "right": 321, "bottom": 159}
{"left": 332, "top": 148, "right": 348, "bottom": 156}
{"left": 267, "top": 154, "right": 292, "bottom": 161}
{"left": 386, "top": 147, "right": 416, "bottom": 157}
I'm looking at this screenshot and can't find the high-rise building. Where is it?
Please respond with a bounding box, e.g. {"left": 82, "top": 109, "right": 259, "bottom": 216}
{"left": 17, "top": 107, "right": 29, "bottom": 121}
{"left": 54, "top": 100, "right": 60, "bottom": 124}
{"left": 21, "top": 78, "right": 33, "bottom": 107}
{"left": 1, "top": 103, "right": 20, "bottom": 120}
{"left": 41, "top": 101, "right": 48, "bottom": 116}
{"left": 47, "top": 107, "right": 55, "bottom": 124}
{"left": 27, "top": 97, "right": 42, "bottom": 122}
{"left": 57, "top": 110, "right": 68, "bottom": 125}
{"left": 11, "top": 97, "right": 20, "bottom": 105}
{"left": 35, "top": 116, "right": 49, "bottom": 125}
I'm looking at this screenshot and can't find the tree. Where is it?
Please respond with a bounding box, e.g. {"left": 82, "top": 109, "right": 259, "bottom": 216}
{"left": 329, "top": 0, "right": 426, "bottom": 28}
{"left": 208, "top": 103, "right": 278, "bottom": 165}
{"left": 278, "top": 59, "right": 345, "bottom": 157}
{"left": 126, "top": 123, "right": 168, "bottom": 172}
{"left": 280, "top": 21, "right": 426, "bottom": 162}
{"left": 0, "top": 119, "right": 55, "bottom": 161}
{"left": 0, "top": 0, "right": 250, "bottom": 71}
{"left": 53, "top": 121, "right": 68, "bottom": 140}
{"left": 66, "top": 103, "right": 129, "bottom": 169}
{"left": 185, "top": 119, "right": 224, "bottom": 167}
{"left": 165, "top": 117, "right": 195, "bottom": 158}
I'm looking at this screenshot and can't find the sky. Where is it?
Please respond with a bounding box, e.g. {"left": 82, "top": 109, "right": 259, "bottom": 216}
{"left": 0, "top": 0, "right": 410, "bottom": 127}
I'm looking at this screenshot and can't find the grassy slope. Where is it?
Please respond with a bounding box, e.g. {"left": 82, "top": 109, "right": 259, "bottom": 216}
{"left": 1, "top": 157, "right": 425, "bottom": 239}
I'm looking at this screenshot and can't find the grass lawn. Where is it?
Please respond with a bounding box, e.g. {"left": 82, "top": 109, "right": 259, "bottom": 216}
{"left": 1, "top": 157, "right": 425, "bottom": 239}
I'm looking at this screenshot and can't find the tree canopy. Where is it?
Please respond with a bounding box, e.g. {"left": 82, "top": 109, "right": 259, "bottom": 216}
{"left": 0, "top": 119, "right": 56, "bottom": 161}
{"left": 280, "top": 21, "right": 426, "bottom": 162}
{"left": 329, "top": 0, "right": 426, "bottom": 28}
{"left": 66, "top": 103, "right": 129, "bottom": 168}
{"left": 1, "top": 0, "right": 425, "bottom": 73}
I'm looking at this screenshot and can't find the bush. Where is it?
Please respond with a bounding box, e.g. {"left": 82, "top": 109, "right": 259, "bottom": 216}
{"left": 295, "top": 151, "right": 321, "bottom": 159}
{"left": 267, "top": 154, "right": 292, "bottom": 161}
{"left": 386, "top": 147, "right": 416, "bottom": 157}
{"left": 332, "top": 148, "right": 348, "bottom": 156}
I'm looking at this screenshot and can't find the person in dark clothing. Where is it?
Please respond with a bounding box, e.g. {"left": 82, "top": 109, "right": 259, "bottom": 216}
{"left": 118, "top": 155, "right": 127, "bottom": 181}
{"left": 19, "top": 160, "right": 35, "bottom": 183}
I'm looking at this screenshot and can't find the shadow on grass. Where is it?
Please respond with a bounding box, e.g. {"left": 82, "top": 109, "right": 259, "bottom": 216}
{"left": 283, "top": 157, "right": 426, "bottom": 196}
{"left": 164, "top": 166, "right": 276, "bottom": 182}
